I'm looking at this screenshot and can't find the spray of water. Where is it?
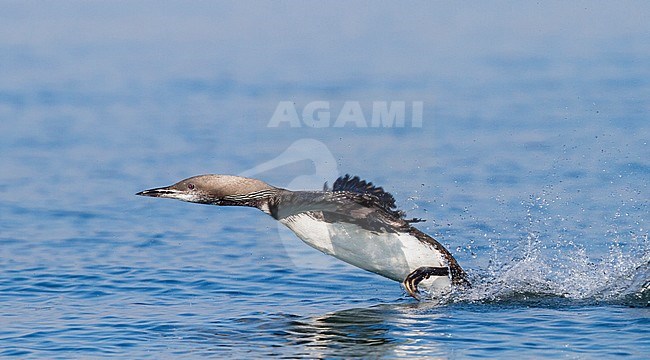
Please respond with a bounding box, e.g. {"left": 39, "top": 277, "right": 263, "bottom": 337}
{"left": 449, "top": 196, "right": 650, "bottom": 307}
{"left": 451, "top": 232, "right": 649, "bottom": 307}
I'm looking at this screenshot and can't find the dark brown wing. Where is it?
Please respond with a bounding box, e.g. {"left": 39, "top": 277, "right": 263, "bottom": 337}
{"left": 324, "top": 174, "right": 424, "bottom": 224}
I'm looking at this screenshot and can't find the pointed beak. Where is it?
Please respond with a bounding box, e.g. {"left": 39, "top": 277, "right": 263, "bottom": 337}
{"left": 136, "top": 186, "right": 178, "bottom": 198}
{"left": 136, "top": 185, "right": 199, "bottom": 203}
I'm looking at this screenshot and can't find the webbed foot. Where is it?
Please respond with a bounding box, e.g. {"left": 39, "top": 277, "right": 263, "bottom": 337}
{"left": 403, "top": 266, "right": 449, "bottom": 300}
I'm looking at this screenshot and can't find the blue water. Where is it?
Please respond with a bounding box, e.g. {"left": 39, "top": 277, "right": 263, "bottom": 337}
{"left": 1, "top": 2, "right": 649, "bottom": 358}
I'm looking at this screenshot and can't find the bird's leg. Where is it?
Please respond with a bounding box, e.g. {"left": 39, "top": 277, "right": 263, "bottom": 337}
{"left": 403, "top": 266, "right": 449, "bottom": 300}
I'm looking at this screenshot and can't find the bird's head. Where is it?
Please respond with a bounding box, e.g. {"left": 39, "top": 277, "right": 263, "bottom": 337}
{"left": 136, "top": 174, "right": 276, "bottom": 205}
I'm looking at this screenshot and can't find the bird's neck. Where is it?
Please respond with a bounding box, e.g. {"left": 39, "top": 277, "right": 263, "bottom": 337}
{"left": 215, "top": 189, "right": 281, "bottom": 214}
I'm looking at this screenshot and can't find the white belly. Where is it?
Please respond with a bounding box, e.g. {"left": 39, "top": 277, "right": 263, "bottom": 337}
{"left": 279, "top": 213, "right": 451, "bottom": 290}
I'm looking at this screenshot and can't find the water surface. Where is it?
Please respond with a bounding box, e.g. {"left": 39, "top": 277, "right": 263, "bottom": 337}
{"left": 1, "top": 2, "right": 649, "bottom": 358}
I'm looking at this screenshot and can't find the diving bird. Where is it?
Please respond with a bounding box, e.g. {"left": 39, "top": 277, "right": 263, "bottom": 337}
{"left": 136, "top": 174, "right": 469, "bottom": 299}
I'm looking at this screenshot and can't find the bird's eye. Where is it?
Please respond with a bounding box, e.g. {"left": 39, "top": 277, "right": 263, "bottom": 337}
{"left": 187, "top": 183, "right": 195, "bottom": 190}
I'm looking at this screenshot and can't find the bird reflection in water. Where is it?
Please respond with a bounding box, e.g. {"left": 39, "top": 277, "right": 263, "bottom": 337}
{"left": 279, "top": 303, "right": 448, "bottom": 358}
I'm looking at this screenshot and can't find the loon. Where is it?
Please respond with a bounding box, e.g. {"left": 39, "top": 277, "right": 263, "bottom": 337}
{"left": 136, "top": 174, "right": 469, "bottom": 299}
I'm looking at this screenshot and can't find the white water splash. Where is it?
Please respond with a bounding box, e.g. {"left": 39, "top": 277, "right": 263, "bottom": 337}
{"left": 414, "top": 191, "right": 650, "bottom": 307}
{"left": 454, "top": 230, "right": 649, "bottom": 307}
